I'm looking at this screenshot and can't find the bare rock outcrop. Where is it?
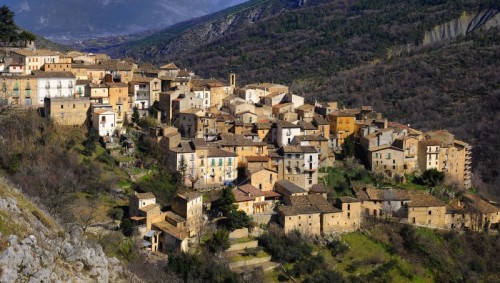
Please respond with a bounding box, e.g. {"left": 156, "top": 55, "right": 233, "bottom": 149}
{"left": 0, "top": 179, "right": 136, "bottom": 282}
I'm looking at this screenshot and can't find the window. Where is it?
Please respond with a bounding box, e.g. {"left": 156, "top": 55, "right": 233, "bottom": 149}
{"left": 211, "top": 159, "right": 215, "bottom": 166}
{"left": 428, "top": 211, "right": 431, "bottom": 215}
{"left": 348, "top": 213, "right": 350, "bottom": 219}
{"left": 347, "top": 204, "right": 350, "bottom": 211}
{"left": 228, "top": 158, "right": 232, "bottom": 166}
{"left": 218, "top": 159, "right": 223, "bottom": 166}
{"left": 60, "top": 105, "right": 63, "bottom": 109}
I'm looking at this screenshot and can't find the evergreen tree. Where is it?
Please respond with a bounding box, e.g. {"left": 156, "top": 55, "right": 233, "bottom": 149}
{"left": 123, "top": 113, "right": 130, "bottom": 127}
{"left": 0, "top": 6, "right": 19, "bottom": 47}
{"left": 178, "top": 155, "right": 188, "bottom": 186}
{"left": 131, "top": 107, "right": 140, "bottom": 124}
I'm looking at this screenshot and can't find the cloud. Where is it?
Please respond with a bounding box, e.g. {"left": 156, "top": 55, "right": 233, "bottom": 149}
{"left": 18, "top": 1, "right": 31, "bottom": 13}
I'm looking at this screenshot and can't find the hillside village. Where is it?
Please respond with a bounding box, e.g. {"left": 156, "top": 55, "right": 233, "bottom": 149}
{"left": 1, "top": 43, "right": 499, "bottom": 261}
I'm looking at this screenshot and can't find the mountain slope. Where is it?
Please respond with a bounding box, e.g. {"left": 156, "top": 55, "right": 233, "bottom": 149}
{"left": 107, "top": 0, "right": 313, "bottom": 59}
{"left": 0, "top": 178, "right": 133, "bottom": 282}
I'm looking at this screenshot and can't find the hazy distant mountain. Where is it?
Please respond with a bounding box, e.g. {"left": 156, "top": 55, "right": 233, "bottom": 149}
{"left": 2, "top": 0, "right": 247, "bottom": 42}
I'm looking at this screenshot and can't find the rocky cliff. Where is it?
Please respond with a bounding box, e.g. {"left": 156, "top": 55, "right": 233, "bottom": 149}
{"left": 386, "top": 7, "right": 500, "bottom": 59}
{"left": 422, "top": 8, "right": 500, "bottom": 46}
{"left": 0, "top": 178, "right": 136, "bottom": 282}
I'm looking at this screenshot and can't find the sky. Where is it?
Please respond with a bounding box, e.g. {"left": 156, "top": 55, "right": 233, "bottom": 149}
{"left": 0, "top": 0, "right": 247, "bottom": 39}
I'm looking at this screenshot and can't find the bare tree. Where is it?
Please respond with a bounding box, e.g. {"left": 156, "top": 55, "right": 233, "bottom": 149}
{"left": 70, "top": 196, "right": 102, "bottom": 233}
{"left": 382, "top": 190, "right": 398, "bottom": 219}
{"left": 189, "top": 174, "right": 199, "bottom": 190}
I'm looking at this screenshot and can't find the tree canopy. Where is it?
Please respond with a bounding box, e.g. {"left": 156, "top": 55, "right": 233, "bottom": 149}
{"left": 0, "top": 5, "right": 36, "bottom": 47}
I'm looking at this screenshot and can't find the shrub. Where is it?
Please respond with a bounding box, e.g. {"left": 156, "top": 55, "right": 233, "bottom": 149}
{"left": 258, "top": 230, "right": 312, "bottom": 263}
{"left": 206, "top": 229, "right": 230, "bottom": 254}
{"left": 120, "top": 219, "right": 133, "bottom": 236}
{"left": 107, "top": 207, "right": 124, "bottom": 221}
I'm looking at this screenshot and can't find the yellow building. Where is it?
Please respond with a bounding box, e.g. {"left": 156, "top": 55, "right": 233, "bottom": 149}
{"left": 44, "top": 63, "right": 72, "bottom": 72}
{"left": 87, "top": 83, "right": 109, "bottom": 104}
{"left": 248, "top": 167, "right": 278, "bottom": 192}
{"left": 329, "top": 110, "right": 359, "bottom": 147}
{"left": 0, "top": 75, "right": 37, "bottom": 106}
{"left": 106, "top": 82, "right": 129, "bottom": 127}
{"left": 255, "top": 122, "right": 273, "bottom": 143}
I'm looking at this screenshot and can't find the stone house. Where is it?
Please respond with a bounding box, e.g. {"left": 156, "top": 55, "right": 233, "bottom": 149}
{"left": 263, "top": 92, "right": 287, "bottom": 107}
{"left": 247, "top": 167, "right": 278, "bottom": 192}
{"left": 44, "top": 97, "right": 90, "bottom": 126}
{"left": 277, "top": 205, "right": 322, "bottom": 235}
{"left": 353, "top": 185, "right": 411, "bottom": 218}
{"left": 254, "top": 122, "right": 273, "bottom": 143}
{"left": 368, "top": 145, "right": 405, "bottom": 178}
{"left": 275, "top": 180, "right": 308, "bottom": 204}
{"left": 407, "top": 193, "right": 447, "bottom": 229}
{"left": 335, "top": 197, "right": 362, "bottom": 233}
{"left": 171, "top": 192, "right": 203, "bottom": 237}
{"left": 272, "top": 102, "right": 294, "bottom": 118}
{"left": 233, "top": 184, "right": 266, "bottom": 215}
{"left": 296, "top": 104, "right": 315, "bottom": 122}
